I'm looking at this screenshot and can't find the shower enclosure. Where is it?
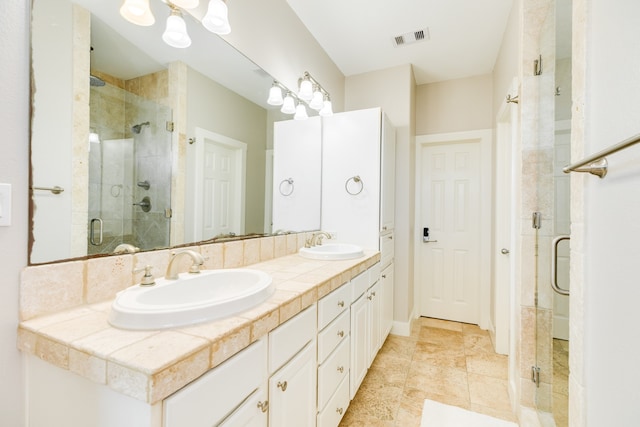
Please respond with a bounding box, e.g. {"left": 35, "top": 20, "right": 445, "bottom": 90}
{"left": 88, "top": 79, "right": 172, "bottom": 255}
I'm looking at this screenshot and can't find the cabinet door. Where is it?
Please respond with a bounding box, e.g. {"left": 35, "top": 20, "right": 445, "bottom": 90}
{"left": 218, "top": 387, "right": 268, "bottom": 427}
{"left": 350, "top": 294, "right": 369, "bottom": 400}
{"left": 381, "top": 263, "right": 394, "bottom": 340}
{"left": 367, "top": 281, "right": 382, "bottom": 366}
{"left": 269, "top": 341, "right": 317, "bottom": 427}
{"left": 380, "top": 113, "right": 396, "bottom": 233}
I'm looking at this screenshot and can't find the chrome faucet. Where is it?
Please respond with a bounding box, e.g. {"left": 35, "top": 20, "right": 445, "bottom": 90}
{"left": 165, "top": 250, "right": 205, "bottom": 280}
{"left": 305, "top": 231, "right": 333, "bottom": 247}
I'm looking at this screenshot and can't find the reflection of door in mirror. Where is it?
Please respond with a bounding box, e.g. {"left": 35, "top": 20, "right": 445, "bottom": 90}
{"left": 87, "top": 80, "right": 172, "bottom": 255}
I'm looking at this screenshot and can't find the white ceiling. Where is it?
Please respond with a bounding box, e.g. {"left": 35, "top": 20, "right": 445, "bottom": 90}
{"left": 286, "top": 0, "right": 515, "bottom": 85}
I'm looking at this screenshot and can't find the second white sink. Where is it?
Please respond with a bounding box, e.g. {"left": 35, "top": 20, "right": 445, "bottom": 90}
{"left": 109, "top": 269, "right": 274, "bottom": 330}
{"left": 299, "top": 243, "right": 365, "bottom": 260}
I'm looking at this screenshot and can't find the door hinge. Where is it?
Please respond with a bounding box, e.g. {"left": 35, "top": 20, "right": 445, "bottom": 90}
{"left": 166, "top": 121, "right": 174, "bottom": 132}
{"left": 532, "top": 211, "right": 542, "bottom": 229}
{"left": 164, "top": 208, "right": 172, "bottom": 218}
{"left": 531, "top": 366, "right": 541, "bottom": 387}
{"left": 534, "top": 54, "right": 543, "bottom": 76}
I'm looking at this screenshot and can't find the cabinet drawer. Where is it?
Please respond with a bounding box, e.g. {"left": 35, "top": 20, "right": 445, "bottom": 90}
{"left": 269, "top": 304, "right": 317, "bottom": 373}
{"left": 164, "top": 337, "right": 266, "bottom": 427}
{"left": 318, "top": 282, "right": 350, "bottom": 330}
{"left": 317, "top": 338, "right": 350, "bottom": 411}
{"left": 380, "top": 233, "right": 394, "bottom": 267}
{"left": 318, "top": 309, "right": 350, "bottom": 364}
{"left": 317, "top": 375, "right": 350, "bottom": 427}
{"left": 350, "top": 270, "right": 369, "bottom": 303}
{"left": 218, "top": 387, "right": 268, "bottom": 427}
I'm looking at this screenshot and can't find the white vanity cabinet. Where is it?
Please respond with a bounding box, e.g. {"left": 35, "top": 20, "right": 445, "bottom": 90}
{"left": 349, "top": 263, "right": 388, "bottom": 400}
{"left": 268, "top": 304, "right": 318, "bottom": 427}
{"left": 164, "top": 337, "right": 268, "bottom": 427}
{"left": 316, "top": 282, "right": 352, "bottom": 427}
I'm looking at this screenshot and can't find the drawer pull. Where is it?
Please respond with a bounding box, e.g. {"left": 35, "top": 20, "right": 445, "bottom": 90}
{"left": 371, "top": 291, "right": 376, "bottom": 297}
{"left": 337, "top": 330, "right": 345, "bottom": 338}
{"left": 277, "top": 381, "right": 288, "bottom": 392}
{"left": 257, "top": 400, "right": 269, "bottom": 412}
{"left": 337, "top": 300, "right": 345, "bottom": 308}
{"left": 337, "top": 366, "right": 344, "bottom": 373}
{"left": 382, "top": 274, "right": 387, "bottom": 279}
{"left": 336, "top": 407, "right": 344, "bottom": 415}
{"left": 367, "top": 294, "right": 373, "bottom": 300}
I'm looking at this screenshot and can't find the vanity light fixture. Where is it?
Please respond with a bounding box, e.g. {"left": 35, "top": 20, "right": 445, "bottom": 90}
{"left": 202, "top": 0, "right": 231, "bottom": 35}
{"left": 281, "top": 92, "right": 296, "bottom": 114}
{"left": 267, "top": 74, "right": 332, "bottom": 118}
{"left": 162, "top": 5, "right": 192, "bottom": 48}
{"left": 267, "top": 81, "right": 285, "bottom": 106}
{"left": 298, "top": 77, "right": 314, "bottom": 102}
{"left": 120, "top": 0, "right": 232, "bottom": 49}
{"left": 294, "top": 102, "right": 309, "bottom": 120}
{"left": 319, "top": 95, "right": 333, "bottom": 117}
{"left": 120, "top": 0, "right": 155, "bottom": 26}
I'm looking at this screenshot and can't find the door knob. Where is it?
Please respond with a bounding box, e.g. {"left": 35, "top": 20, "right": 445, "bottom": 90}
{"left": 501, "top": 248, "right": 510, "bottom": 254}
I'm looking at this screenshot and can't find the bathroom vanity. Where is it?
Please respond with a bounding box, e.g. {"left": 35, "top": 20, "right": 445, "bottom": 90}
{"left": 19, "top": 240, "right": 389, "bottom": 427}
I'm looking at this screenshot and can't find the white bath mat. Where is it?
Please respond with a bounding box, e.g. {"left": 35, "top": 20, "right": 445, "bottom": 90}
{"left": 421, "top": 399, "right": 518, "bottom": 427}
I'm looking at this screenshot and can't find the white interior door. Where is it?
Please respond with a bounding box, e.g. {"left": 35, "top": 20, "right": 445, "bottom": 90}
{"left": 418, "top": 140, "right": 482, "bottom": 324}
{"left": 193, "top": 128, "right": 246, "bottom": 241}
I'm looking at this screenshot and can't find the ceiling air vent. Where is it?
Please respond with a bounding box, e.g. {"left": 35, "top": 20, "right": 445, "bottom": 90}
{"left": 392, "top": 28, "right": 430, "bottom": 47}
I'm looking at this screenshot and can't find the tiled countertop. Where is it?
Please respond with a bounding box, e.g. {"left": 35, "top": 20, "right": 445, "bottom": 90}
{"left": 18, "top": 251, "right": 380, "bottom": 404}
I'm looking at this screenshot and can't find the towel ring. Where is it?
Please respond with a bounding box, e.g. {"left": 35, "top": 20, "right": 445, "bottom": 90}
{"left": 345, "top": 175, "right": 364, "bottom": 195}
{"left": 279, "top": 178, "right": 294, "bottom": 196}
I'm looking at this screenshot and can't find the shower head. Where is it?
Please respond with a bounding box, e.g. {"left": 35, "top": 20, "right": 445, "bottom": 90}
{"left": 131, "top": 121, "right": 150, "bottom": 134}
{"left": 90, "top": 74, "right": 105, "bottom": 87}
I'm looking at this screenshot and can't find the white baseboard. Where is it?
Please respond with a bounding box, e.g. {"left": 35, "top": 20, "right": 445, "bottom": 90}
{"left": 391, "top": 308, "right": 416, "bottom": 337}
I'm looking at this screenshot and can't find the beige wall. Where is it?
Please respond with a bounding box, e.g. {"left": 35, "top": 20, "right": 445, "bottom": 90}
{"left": 345, "top": 65, "right": 416, "bottom": 327}
{"left": 222, "top": 0, "right": 346, "bottom": 112}
{"left": 0, "top": 0, "right": 30, "bottom": 424}
{"left": 185, "top": 66, "right": 268, "bottom": 238}
{"left": 416, "top": 74, "right": 494, "bottom": 136}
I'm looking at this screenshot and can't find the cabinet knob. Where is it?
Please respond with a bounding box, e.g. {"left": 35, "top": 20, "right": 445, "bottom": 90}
{"left": 367, "top": 294, "right": 373, "bottom": 300}
{"left": 336, "top": 407, "right": 344, "bottom": 415}
{"left": 337, "top": 366, "right": 344, "bottom": 373}
{"left": 257, "top": 400, "right": 269, "bottom": 412}
{"left": 372, "top": 291, "right": 376, "bottom": 297}
{"left": 277, "top": 381, "right": 288, "bottom": 392}
{"left": 337, "top": 300, "right": 345, "bottom": 307}
{"left": 337, "top": 330, "right": 345, "bottom": 338}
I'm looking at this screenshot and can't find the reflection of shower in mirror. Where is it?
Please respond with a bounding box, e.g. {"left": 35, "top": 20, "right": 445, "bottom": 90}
{"left": 131, "top": 121, "right": 150, "bottom": 134}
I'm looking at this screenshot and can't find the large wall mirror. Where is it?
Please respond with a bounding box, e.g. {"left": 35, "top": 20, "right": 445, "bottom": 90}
{"left": 30, "top": 0, "right": 320, "bottom": 264}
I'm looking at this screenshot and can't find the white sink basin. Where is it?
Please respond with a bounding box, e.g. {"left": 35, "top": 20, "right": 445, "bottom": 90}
{"left": 108, "top": 269, "right": 274, "bottom": 330}
{"left": 299, "top": 243, "right": 365, "bottom": 260}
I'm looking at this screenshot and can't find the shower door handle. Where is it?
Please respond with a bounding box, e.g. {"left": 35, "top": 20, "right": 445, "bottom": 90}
{"left": 90, "top": 218, "right": 103, "bottom": 246}
{"left": 551, "top": 235, "right": 570, "bottom": 296}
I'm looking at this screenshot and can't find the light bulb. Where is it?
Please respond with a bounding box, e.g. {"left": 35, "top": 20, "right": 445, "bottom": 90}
{"left": 294, "top": 103, "right": 308, "bottom": 120}
{"left": 320, "top": 98, "right": 333, "bottom": 117}
{"left": 281, "top": 94, "right": 296, "bottom": 114}
{"left": 162, "top": 10, "right": 192, "bottom": 48}
{"left": 298, "top": 79, "right": 313, "bottom": 102}
{"left": 309, "top": 89, "right": 324, "bottom": 110}
{"left": 267, "top": 85, "right": 284, "bottom": 106}
{"left": 120, "top": 0, "right": 155, "bottom": 26}
{"left": 202, "top": 0, "right": 231, "bottom": 35}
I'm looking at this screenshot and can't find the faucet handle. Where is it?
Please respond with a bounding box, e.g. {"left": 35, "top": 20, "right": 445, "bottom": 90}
{"left": 133, "top": 265, "right": 155, "bottom": 286}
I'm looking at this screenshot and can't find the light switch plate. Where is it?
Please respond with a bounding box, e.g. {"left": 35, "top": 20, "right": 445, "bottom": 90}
{"left": 0, "top": 183, "right": 12, "bottom": 226}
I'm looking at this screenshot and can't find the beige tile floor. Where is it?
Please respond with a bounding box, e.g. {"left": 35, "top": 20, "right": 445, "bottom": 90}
{"left": 339, "top": 317, "right": 518, "bottom": 426}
